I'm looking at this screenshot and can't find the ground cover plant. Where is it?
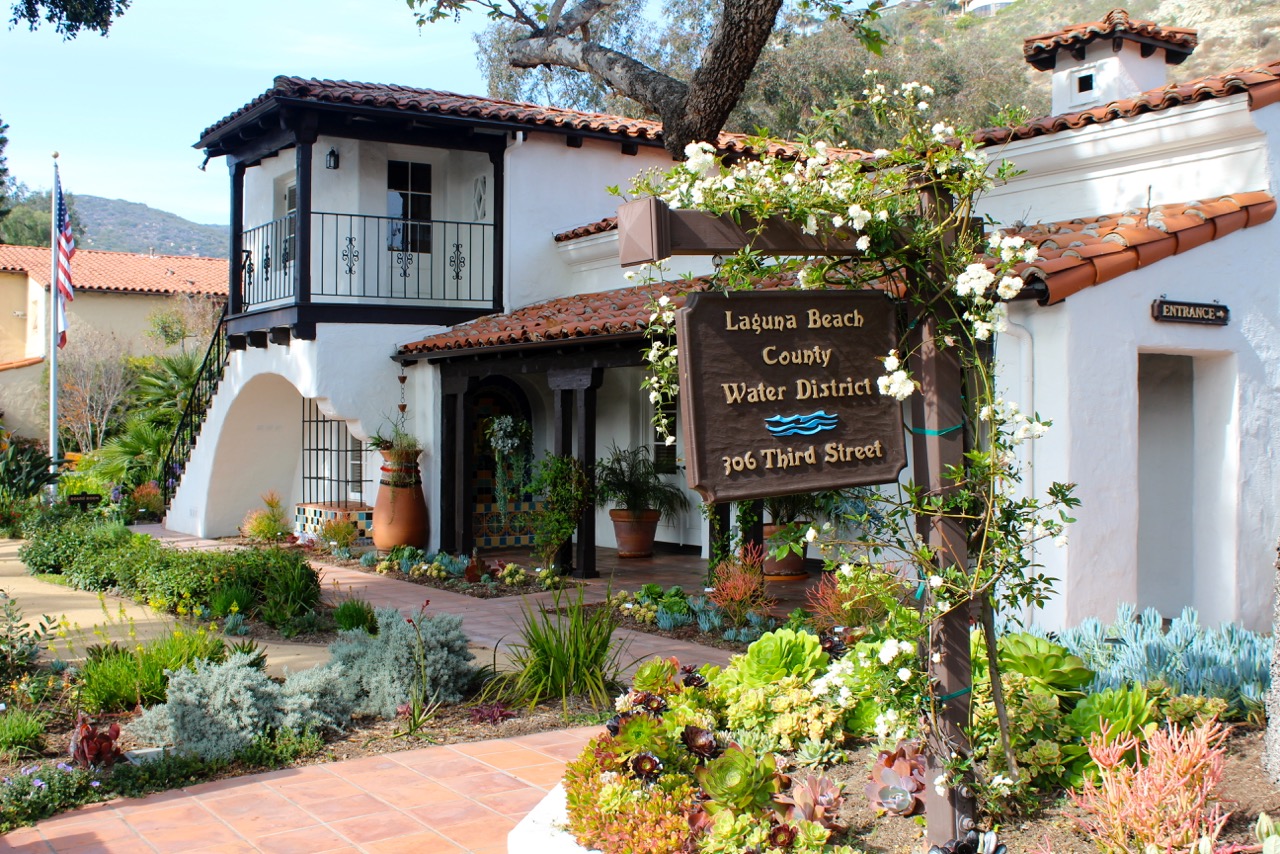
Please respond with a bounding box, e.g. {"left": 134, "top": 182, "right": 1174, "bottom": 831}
{"left": 358, "top": 544, "right": 572, "bottom": 599}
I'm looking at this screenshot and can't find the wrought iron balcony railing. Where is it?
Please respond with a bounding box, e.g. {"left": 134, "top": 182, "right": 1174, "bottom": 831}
{"left": 240, "top": 212, "right": 495, "bottom": 313}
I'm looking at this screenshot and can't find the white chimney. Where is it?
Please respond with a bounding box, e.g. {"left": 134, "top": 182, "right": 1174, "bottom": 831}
{"left": 1023, "top": 9, "right": 1198, "bottom": 115}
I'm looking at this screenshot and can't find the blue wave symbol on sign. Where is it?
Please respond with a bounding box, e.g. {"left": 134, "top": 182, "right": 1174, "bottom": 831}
{"left": 764, "top": 411, "right": 840, "bottom": 437}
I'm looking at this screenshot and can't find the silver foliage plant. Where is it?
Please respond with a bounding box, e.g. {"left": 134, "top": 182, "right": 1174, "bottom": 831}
{"left": 328, "top": 605, "right": 475, "bottom": 719}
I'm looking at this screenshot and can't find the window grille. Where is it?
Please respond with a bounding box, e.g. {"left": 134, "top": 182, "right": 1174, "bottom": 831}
{"left": 301, "top": 398, "right": 365, "bottom": 506}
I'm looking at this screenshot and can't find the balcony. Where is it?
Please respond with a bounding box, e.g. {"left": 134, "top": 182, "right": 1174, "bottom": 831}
{"left": 231, "top": 212, "right": 498, "bottom": 339}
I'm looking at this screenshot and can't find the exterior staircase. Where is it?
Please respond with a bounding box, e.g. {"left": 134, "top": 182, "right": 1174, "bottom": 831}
{"left": 160, "top": 308, "right": 229, "bottom": 509}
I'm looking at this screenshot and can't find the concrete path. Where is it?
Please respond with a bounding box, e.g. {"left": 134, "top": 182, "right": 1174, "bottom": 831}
{"left": 2, "top": 527, "right": 742, "bottom": 851}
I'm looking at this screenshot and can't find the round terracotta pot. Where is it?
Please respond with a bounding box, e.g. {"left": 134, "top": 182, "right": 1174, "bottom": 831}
{"left": 372, "top": 450, "right": 428, "bottom": 552}
{"left": 610, "top": 508, "right": 662, "bottom": 558}
{"left": 762, "top": 523, "right": 808, "bottom": 581}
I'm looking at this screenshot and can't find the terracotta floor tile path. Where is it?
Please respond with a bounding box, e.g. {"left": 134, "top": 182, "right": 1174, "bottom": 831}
{"left": 3, "top": 526, "right": 818, "bottom": 852}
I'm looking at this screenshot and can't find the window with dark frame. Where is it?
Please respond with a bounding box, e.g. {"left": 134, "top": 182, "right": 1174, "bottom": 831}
{"left": 387, "top": 160, "right": 433, "bottom": 254}
{"left": 301, "top": 398, "right": 365, "bottom": 506}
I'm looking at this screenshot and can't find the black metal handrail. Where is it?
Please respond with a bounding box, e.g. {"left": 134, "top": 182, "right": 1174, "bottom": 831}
{"left": 240, "top": 212, "right": 495, "bottom": 313}
{"left": 160, "top": 305, "right": 230, "bottom": 509}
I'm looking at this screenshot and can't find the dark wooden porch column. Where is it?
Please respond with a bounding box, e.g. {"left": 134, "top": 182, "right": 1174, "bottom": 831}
{"left": 228, "top": 159, "right": 245, "bottom": 316}
{"left": 549, "top": 367, "right": 603, "bottom": 578}
{"left": 293, "top": 114, "right": 318, "bottom": 307}
{"left": 440, "top": 374, "right": 474, "bottom": 554}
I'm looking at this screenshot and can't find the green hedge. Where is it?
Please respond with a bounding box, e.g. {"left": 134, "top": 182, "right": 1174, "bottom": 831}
{"left": 18, "top": 515, "right": 320, "bottom": 622}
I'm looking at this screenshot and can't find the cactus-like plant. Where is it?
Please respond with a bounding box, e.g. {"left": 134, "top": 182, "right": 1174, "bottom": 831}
{"left": 865, "top": 738, "right": 927, "bottom": 817}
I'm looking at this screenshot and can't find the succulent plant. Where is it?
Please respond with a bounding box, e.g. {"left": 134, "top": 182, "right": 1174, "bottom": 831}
{"left": 614, "top": 712, "right": 665, "bottom": 753}
{"left": 695, "top": 745, "right": 781, "bottom": 815}
{"left": 633, "top": 690, "right": 668, "bottom": 716}
{"left": 865, "top": 738, "right": 927, "bottom": 817}
{"left": 681, "top": 663, "right": 709, "bottom": 689}
{"left": 793, "top": 738, "right": 847, "bottom": 768}
{"left": 819, "top": 634, "right": 848, "bottom": 660}
{"left": 721, "top": 628, "right": 829, "bottom": 690}
{"left": 630, "top": 750, "right": 664, "bottom": 781}
{"left": 681, "top": 725, "right": 720, "bottom": 761}
{"left": 774, "top": 772, "right": 845, "bottom": 830}
{"left": 767, "top": 822, "right": 799, "bottom": 848}
{"left": 631, "top": 656, "right": 681, "bottom": 694}
{"left": 928, "top": 829, "right": 1006, "bottom": 854}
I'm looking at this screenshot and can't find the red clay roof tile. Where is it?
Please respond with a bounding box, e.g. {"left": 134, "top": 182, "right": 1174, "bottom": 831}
{"left": 1023, "top": 9, "right": 1198, "bottom": 71}
{"left": 200, "top": 77, "right": 868, "bottom": 162}
{"left": 408, "top": 191, "right": 1274, "bottom": 355}
{"left": 0, "top": 245, "right": 227, "bottom": 297}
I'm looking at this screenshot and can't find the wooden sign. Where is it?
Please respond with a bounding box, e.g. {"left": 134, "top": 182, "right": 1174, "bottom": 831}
{"left": 675, "top": 290, "right": 907, "bottom": 502}
{"left": 1151, "top": 299, "right": 1228, "bottom": 326}
{"left": 67, "top": 492, "right": 103, "bottom": 511}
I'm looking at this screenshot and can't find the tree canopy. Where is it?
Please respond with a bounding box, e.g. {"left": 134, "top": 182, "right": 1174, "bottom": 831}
{"left": 9, "top": 0, "right": 129, "bottom": 36}
{"left": 417, "top": 0, "right": 884, "bottom": 155}
{"left": 0, "top": 115, "right": 10, "bottom": 226}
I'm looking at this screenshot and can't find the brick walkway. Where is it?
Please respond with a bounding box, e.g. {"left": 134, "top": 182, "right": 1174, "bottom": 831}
{"left": 2, "top": 728, "right": 597, "bottom": 853}
{"left": 3, "top": 528, "right": 768, "bottom": 852}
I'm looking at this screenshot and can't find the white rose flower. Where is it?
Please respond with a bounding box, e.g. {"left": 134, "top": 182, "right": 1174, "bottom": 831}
{"left": 897, "top": 667, "right": 912, "bottom": 682}
{"left": 856, "top": 235, "right": 871, "bottom": 251}
{"left": 878, "top": 640, "right": 900, "bottom": 664}
{"left": 805, "top": 526, "right": 819, "bottom": 543}
{"left": 928, "top": 574, "right": 944, "bottom": 589}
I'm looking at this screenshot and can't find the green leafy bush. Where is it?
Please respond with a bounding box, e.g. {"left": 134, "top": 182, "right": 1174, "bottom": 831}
{"left": 235, "top": 727, "right": 324, "bottom": 768}
{"left": 18, "top": 513, "right": 101, "bottom": 575}
{"left": 0, "top": 761, "right": 103, "bottom": 832}
{"left": 329, "top": 605, "right": 474, "bottom": 718}
{"left": 0, "top": 438, "right": 58, "bottom": 500}
{"left": 60, "top": 523, "right": 136, "bottom": 590}
{"left": 209, "top": 581, "right": 255, "bottom": 618}
{"left": 259, "top": 554, "right": 320, "bottom": 628}
{"left": 0, "top": 589, "right": 53, "bottom": 680}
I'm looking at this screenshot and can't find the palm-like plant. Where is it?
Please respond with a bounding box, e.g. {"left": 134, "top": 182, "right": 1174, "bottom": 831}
{"left": 131, "top": 351, "right": 203, "bottom": 429}
{"left": 90, "top": 416, "right": 170, "bottom": 487}
{"left": 595, "top": 444, "right": 689, "bottom": 518}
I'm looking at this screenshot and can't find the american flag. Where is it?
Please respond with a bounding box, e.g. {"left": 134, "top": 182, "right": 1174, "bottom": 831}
{"left": 54, "top": 167, "right": 75, "bottom": 348}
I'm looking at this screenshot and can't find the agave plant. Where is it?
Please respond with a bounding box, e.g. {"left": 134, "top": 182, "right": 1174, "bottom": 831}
{"left": 774, "top": 772, "right": 845, "bottom": 830}
{"left": 695, "top": 745, "right": 781, "bottom": 815}
{"left": 865, "top": 739, "right": 927, "bottom": 817}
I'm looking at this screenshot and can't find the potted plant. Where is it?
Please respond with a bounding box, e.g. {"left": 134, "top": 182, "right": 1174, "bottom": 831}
{"left": 595, "top": 444, "right": 690, "bottom": 558}
{"left": 529, "top": 453, "right": 592, "bottom": 573}
{"left": 369, "top": 424, "right": 427, "bottom": 551}
{"left": 761, "top": 491, "right": 824, "bottom": 581}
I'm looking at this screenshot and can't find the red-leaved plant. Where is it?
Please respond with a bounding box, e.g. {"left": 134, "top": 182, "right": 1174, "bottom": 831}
{"left": 69, "top": 712, "right": 123, "bottom": 770}
{"left": 1071, "top": 719, "right": 1230, "bottom": 853}
{"left": 708, "top": 543, "right": 775, "bottom": 628}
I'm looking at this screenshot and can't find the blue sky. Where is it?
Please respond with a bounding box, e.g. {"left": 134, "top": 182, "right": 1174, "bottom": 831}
{"left": 1, "top": 1, "right": 489, "bottom": 225}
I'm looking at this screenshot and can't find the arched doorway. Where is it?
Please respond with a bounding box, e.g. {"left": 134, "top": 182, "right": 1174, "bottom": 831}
{"left": 466, "top": 378, "right": 536, "bottom": 549}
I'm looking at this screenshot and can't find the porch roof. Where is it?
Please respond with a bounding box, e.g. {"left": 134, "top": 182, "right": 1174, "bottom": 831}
{"left": 403, "top": 190, "right": 1275, "bottom": 358}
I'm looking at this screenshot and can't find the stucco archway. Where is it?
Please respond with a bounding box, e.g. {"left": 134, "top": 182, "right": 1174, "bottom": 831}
{"left": 202, "top": 373, "right": 305, "bottom": 536}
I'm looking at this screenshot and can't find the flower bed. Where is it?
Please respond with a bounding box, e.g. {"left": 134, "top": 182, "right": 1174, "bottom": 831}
{"left": 353, "top": 545, "right": 578, "bottom": 599}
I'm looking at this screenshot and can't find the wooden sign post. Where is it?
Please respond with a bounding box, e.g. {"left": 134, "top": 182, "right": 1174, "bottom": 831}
{"left": 620, "top": 196, "right": 978, "bottom": 844}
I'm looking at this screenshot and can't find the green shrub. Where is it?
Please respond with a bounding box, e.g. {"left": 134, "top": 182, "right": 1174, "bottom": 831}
{"left": 79, "top": 626, "right": 226, "bottom": 713}
{"left": 329, "top": 605, "right": 475, "bottom": 718}
{"left": 18, "top": 513, "right": 101, "bottom": 575}
{"left": 0, "top": 495, "right": 31, "bottom": 538}
{"left": 18, "top": 501, "right": 82, "bottom": 538}
{"left": 0, "top": 438, "right": 58, "bottom": 501}
{"left": 279, "top": 663, "right": 357, "bottom": 733}
{"left": 333, "top": 597, "right": 377, "bottom": 633}
{"left": 0, "top": 589, "right": 53, "bottom": 681}
{"left": 0, "top": 707, "right": 46, "bottom": 757}
{"left": 209, "top": 582, "right": 255, "bottom": 618}
{"left": 719, "top": 628, "right": 829, "bottom": 690}
{"left": 107, "top": 751, "right": 221, "bottom": 800}
{"left": 260, "top": 554, "right": 321, "bottom": 629}
{"left": 60, "top": 523, "right": 135, "bottom": 590}
{"left": 0, "top": 761, "right": 103, "bottom": 832}
{"left": 236, "top": 727, "right": 324, "bottom": 768}
{"left": 483, "top": 586, "right": 624, "bottom": 709}
{"left": 240, "top": 491, "right": 291, "bottom": 542}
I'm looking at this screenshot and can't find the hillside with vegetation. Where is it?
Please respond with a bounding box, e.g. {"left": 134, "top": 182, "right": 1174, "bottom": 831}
{"left": 73, "top": 195, "right": 227, "bottom": 258}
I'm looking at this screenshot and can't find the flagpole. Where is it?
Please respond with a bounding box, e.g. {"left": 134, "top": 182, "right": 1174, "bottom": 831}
{"left": 48, "top": 153, "right": 59, "bottom": 475}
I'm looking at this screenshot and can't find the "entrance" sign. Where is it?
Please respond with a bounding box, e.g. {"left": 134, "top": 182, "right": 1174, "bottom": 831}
{"left": 1151, "top": 299, "right": 1229, "bottom": 326}
{"left": 675, "top": 290, "right": 907, "bottom": 502}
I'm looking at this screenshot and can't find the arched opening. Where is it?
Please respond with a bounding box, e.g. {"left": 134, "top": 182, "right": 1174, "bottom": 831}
{"left": 466, "top": 377, "right": 536, "bottom": 549}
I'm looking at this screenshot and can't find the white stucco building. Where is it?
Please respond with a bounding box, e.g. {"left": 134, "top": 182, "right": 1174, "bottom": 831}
{"left": 170, "top": 10, "right": 1280, "bottom": 630}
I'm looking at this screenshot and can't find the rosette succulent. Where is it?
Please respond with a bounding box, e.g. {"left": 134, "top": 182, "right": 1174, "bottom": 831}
{"left": 865, "top": 739, "right": 927, "bottom": 817}
{"left": 695, "top": 745, "right": 781, "bottom": 815}
{"left": 774, "top": 772, "right": 845, "bottom": 830}
{"left": 681, "top": 663, "right": 709, "bottom": 689}
{"left": 767, "top": 822, "right": 799, "bottom": 849}
{"left": 929, "top": 830, "right": 1006, "bottom": 854}
{"left": 630, "top": 751, "right": 664, "bottom": 781}
{"left": 722, "top": 628, "right": 830, "bottom": 690}
{"left": 681, "top": 725, "right": 721, "bottom": 761}
{"left": 820, "top": 634, "right": 848, "bottom": 660}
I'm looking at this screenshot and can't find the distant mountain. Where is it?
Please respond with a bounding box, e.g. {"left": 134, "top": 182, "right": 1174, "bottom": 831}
{"left": 74, "top": 196, "right": 228, "bottom": 258}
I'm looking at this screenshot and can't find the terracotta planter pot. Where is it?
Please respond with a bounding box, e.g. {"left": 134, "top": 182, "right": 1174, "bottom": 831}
{"left": 762, "top": 523, "right": 808, "bottom": 581}
{"left": 610, "top": 509, "right": 662, "bottom": 558}
{"left": 372, "top": 450, "right": 428, "bottom": 552}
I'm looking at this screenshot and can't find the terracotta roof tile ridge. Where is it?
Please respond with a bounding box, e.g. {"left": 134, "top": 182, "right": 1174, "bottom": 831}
{"left": 975, "top": 57, "right": 1280, "bottom": 146}
{"left": 1023, "top": 8, "right": 1199, "bottom": 58}
{"left": 555, "top": 217, "right": 620, "bottom": 243}
{"left": 0, "top": 244, "right": 225, "bottom": 264}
